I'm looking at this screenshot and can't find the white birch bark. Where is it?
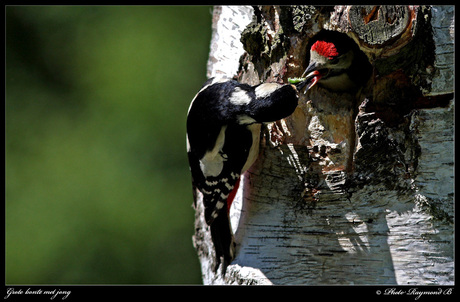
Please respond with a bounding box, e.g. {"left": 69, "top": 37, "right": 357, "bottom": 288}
{"left": 193, "top": 5, "right": 454, "bottom": 285}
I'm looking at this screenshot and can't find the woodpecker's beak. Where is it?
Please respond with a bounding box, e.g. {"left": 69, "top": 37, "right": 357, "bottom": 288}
{"left": 296, "top": 62, "right": 323, "bottom": 92}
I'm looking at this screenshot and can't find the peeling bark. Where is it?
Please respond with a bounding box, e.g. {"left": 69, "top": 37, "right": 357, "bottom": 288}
{"left": 193, "top": 5, "right": 454, "bottom": 285}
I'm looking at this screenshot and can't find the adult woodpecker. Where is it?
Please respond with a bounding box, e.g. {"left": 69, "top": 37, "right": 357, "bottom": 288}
{"left": 297, "top": 32, "right": 372, "bottom": 93}
{"left": 186, "top": 77, "right": 302, "bottom": 273}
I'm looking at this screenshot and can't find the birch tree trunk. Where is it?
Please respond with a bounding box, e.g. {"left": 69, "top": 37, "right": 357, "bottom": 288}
{"left": 192, "top": 5, "right": 454, "bottom": 285}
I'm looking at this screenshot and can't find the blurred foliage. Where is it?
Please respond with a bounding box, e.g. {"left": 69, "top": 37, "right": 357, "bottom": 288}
{"left": 6, "top": 6, "right": 213, "bottom": 284}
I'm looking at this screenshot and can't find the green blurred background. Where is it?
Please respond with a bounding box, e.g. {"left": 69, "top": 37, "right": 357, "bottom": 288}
{"left": 6, "top": 5, "right": 213, "bottom": 284}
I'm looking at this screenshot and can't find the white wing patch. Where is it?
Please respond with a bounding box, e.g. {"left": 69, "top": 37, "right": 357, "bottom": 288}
{"left": 229, "top": 87, "right": 252, "bottom": 106}
{"left": 199, "top": 126, "right": 227, "bottom": 177}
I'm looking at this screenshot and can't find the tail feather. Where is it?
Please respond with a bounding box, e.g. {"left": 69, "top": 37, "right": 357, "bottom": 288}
{"left": 210, "top": 211, "right": 235, "bottom": 274}
{"left": 202, "top": 177, "right": 241, "bottom": 274}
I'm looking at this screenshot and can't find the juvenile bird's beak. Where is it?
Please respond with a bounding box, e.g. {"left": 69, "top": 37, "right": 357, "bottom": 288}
{"left": 301, "top": 62, "right": 318, "bottom": 78}
{"left": 296, "top": 62, "right": 322, "bottom": 92}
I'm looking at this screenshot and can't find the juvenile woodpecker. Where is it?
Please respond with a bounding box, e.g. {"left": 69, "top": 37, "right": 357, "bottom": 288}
{"left": 186, "top": 77, "right": 299, "bottom": 273}
{"left": 298, "top": 32, "right": 372, "bottom": 93}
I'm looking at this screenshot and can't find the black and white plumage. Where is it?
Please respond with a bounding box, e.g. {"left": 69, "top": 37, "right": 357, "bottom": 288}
{"left": 186, "top": 77, "right": 298, "bottom": 272}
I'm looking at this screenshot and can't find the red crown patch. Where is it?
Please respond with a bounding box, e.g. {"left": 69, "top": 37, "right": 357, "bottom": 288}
{"left": 311, "top": 40, "right": 339, "bottom": 59}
